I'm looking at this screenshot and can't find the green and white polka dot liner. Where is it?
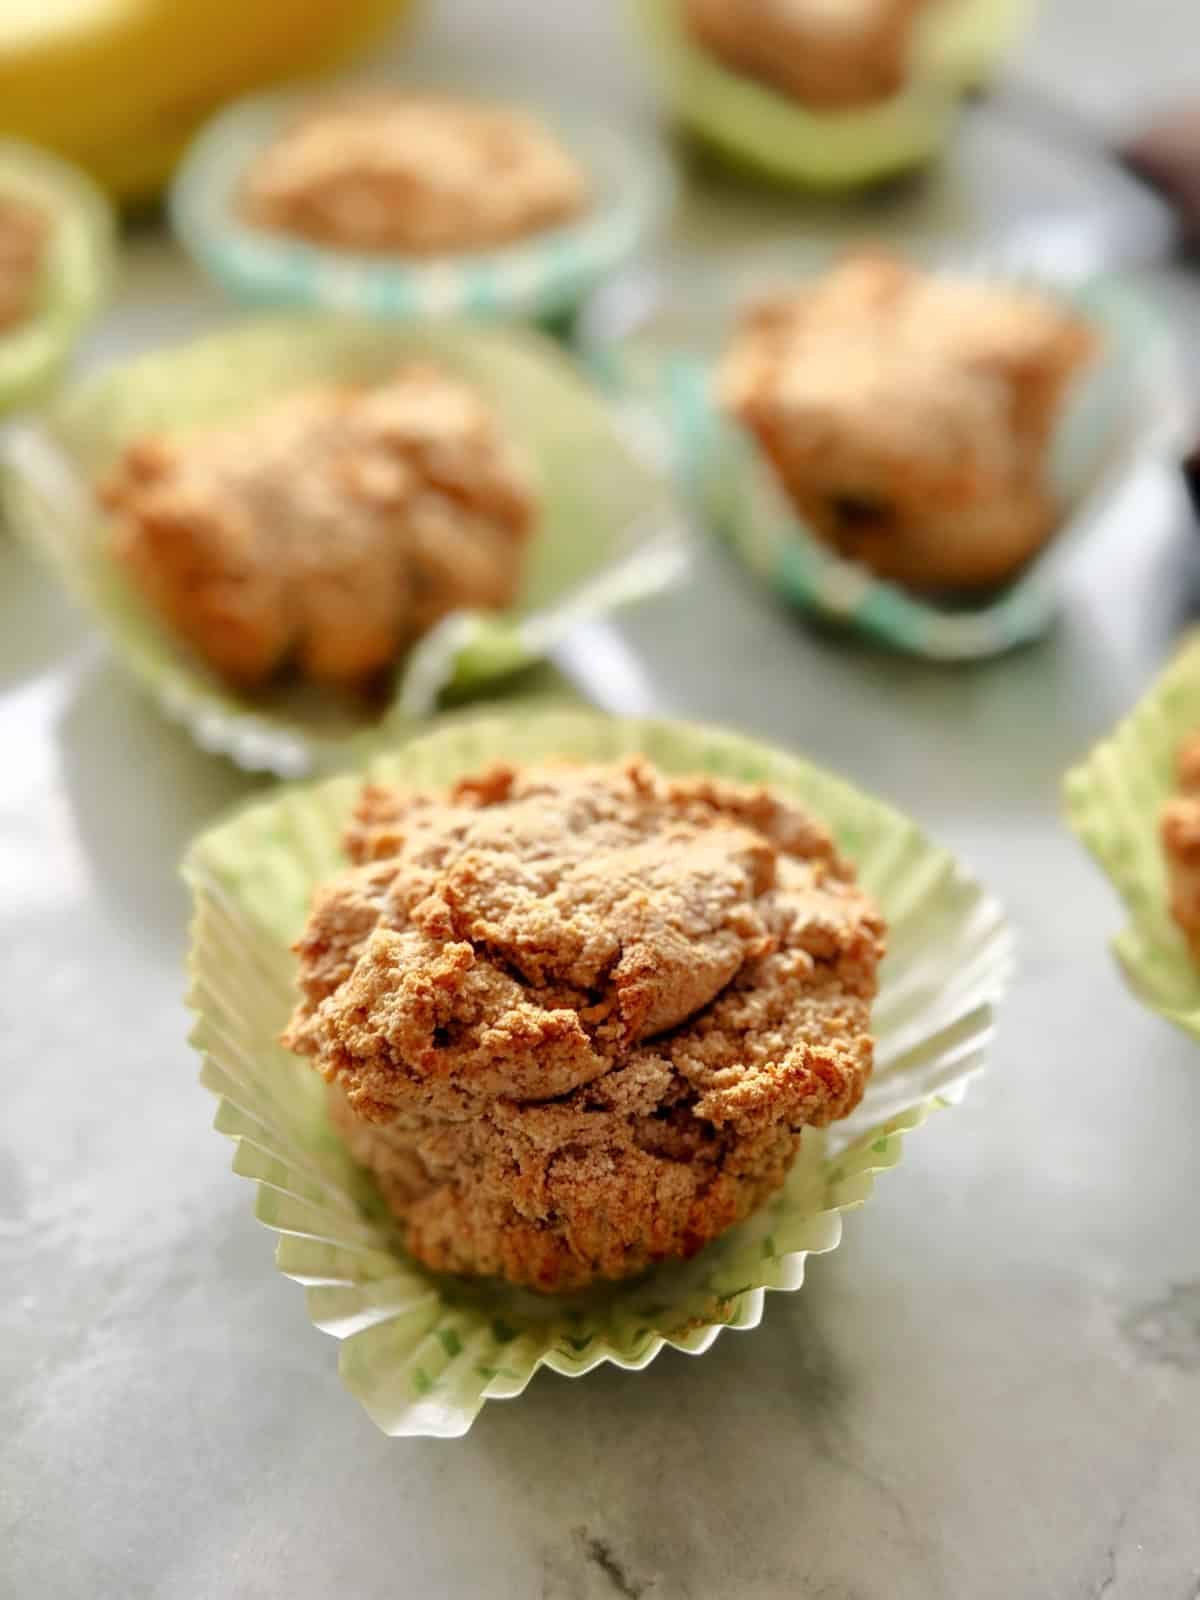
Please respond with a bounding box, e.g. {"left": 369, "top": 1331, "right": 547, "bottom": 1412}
{"left": 169, "top": 88, "right": 676, "bottom": 325}
{"left": 587, "top": 261, "right": 1186, "bottom": 662}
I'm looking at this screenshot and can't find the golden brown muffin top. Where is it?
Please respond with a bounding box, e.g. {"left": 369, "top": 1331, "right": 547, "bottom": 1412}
{"left": 720, "top": 251, "right": 1097, "bottom": 476}
{"left": 283, "top": 757, "right": 885, "bottom": 1129}
{"left": 239, "top": 92, "right": 589, "bottom": 256}
{"left": 101, "top": 363, "right": 535, "bottom": 689}
{"left": 0, "top": 192, "right": 50, "bottom": 333}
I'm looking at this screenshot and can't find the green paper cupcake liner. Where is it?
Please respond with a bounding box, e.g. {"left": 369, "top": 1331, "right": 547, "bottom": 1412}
{"left": 169, "top": 89, "right": 676, "bottom": 325}
{"left": 628, "top": 0, "right": 1032, "bottom": 186}
{"left": 3, "top": 315, "right": 686, "bottom": 776}
{"left": 185, "top": 709, "right": 1014, "bottom": 1437}
{"left": 583, "top": 252, "right": 1187, "bottom": 661}
{"left": 1065, "top": 634, "right": 1200, "bottom": 1039}
{"left": 919, "top": 0, "right": 1033, "bottom": 87}
{"left": 0, "top": 139, "right": 115, "bottom": 414}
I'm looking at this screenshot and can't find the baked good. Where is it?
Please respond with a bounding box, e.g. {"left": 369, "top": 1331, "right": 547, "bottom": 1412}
{"left": 1162, "top": 733, "right": 1200, "bottom": 963}
{"left": 683, "top": 0, "right": 930, "bottom": 111}
{"left": 282, "top": 758, "right": 886, "bottom": 1291}
{"left": 0, "top": 192, "right": 50, "bottom": 333}
{"left": 101, "top": 363, "right": 535, "bottom": 690}
{"left": 238, "top": 93, "right": 589, "bottom": 256}
{"left": 718, "top": 251, "right": 1098, "bottom": 591}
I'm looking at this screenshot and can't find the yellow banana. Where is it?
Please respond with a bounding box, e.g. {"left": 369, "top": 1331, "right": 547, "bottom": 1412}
{"left": 0, "top": 0, "right": 416, "bottom": 206}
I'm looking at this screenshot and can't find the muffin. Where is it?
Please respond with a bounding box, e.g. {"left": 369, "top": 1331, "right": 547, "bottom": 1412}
{"left": 683, "top": 0, "right": 931, "bottom": 111}
{"left": 281, "top": 757, "right": 886, "bottom": 1292}
{"left": 718, "top": 251, "right": 1098, "bottom": 592}
{"left": 1162, "top": 732, "right": 1200, "bottom": 964}
{"left": 101, "top": 363, "right": 536, "bottom": 691}
{"left": 0, "top": 191, "right": 50, "bottom": 333}
{"left": 238, "top": 92, "right": 589, "bottom": 256}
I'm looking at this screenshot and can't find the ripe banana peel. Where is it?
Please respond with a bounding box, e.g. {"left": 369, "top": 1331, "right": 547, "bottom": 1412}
{"left": 0, "top": 0, "right": 416, "bottom": 206}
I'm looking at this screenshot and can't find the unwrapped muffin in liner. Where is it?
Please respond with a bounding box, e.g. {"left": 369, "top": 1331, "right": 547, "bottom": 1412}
{"left": 170, "top": 88, "right": 675, "bottom": 324}
{"left": 0, "top": 140, "right": 114, "bottom": 413}
{"left": 3, "top": 316, "right": 684, "bottom": 775}
{"left": 628, "top": 0, "right": 1031, "bottom": 188}
{"left": 185, "top": 710, "right": 1012, "bottom": 1436}
{"left": 584, "top": 253, "right": 1186, "bottom": 660}
{"left": 1065, "top": 634, "right": 1200, "bottom": 1040}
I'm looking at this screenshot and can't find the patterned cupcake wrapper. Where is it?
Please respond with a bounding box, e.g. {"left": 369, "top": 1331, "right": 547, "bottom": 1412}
{"left": 3, "top": 315, "right": 687, "bottom": 776}
{"left": 1065, "top": 634, "right": 1200, "bottom": 1040}
{"left": 626, "top": 0, "right": 1033, "bottom": 186}
{"left": 584, "top": 251, "right": 1188, "bottom": 661}
{"left": 0, "top": 139, "right": 115, "bottom": 414}
{"left": 185, "top": 709, "right": 1014, "bottom": 1436}
{"left": 169, "top": 89, "right": 676, "bottom": 325}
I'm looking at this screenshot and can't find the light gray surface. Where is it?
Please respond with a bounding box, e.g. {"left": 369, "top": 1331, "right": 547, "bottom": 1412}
{"left": 5, "top": 3, "right": 1200, "bottom": 1598}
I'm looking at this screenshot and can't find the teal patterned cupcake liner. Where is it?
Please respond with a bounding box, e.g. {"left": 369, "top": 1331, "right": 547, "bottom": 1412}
{"left": 627, "top": 0, "right": 1031, "bottom": 187}
{"left": 0, "top": 139, "right": 115, "bottom": 414}
{"left": 1065, "top": 634, "right": 1200, "bottom": 1041}
{"left": 3, "top": 316, "right": 686, "bottom": 775}
{"left": 584, "top": 253, "right": 1187, "bottom": 661}
{"left": 185, "top": 709, "right": 1013, "bottom": 1436}
{"left": 169, "top": 88, "right": 676, "bottom": 325}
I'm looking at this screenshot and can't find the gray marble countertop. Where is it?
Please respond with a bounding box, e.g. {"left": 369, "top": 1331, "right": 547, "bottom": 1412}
{"left": 5, "top": 3, "right": 1200, "bottom": 1597}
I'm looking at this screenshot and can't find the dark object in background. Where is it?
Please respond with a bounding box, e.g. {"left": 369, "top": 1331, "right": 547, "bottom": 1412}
{"left": 1183, "top": 445, "right": 1200, "bottom": 522}
{"left": 1122, "top": 103, "right": 1200, "bottom": 250}
{"left": 1120, "top": 102, "right": 1200, "bottom": 521}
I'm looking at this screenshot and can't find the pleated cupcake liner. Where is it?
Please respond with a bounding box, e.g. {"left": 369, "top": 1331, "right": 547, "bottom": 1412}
{"left": 627, "top": 0, "right": 1032, "bottom": 188}
{"left": 185, "top": 709, "right": 1014, "bottom": 1436}
{"left": 1065, "top": 634, "right": 1200, "bottom": 1040}
{"left": 582, "top": 249, "right": 1188, "bottom": 661}
{"left": 0, "top": 139, "right": 115, "bottom": 414}
{"left": 3, "top": 315, "right": 686, "bottom": 775}
{"left": 169, "top": 88, "right": 676, "bottom": 325}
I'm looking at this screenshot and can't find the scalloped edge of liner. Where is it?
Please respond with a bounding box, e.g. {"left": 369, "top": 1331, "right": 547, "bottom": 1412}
{"left": 1064, "top": 632, "right": 1200, "bottom": 1041}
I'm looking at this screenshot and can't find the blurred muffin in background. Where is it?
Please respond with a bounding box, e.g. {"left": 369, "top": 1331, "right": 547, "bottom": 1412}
{"left": 719, "top": 252, "right": 1097, "bottom": 592}
{"left": 0, "top": 193, "right": 50, "bottom": 333}
{"left": 1162, "top": 733, "right": 1200, "bottom": 967}
{"left": 101, "top": 362, "right": 536, "bottom": 691}
{"left": 684, "top": 0, "right": 931, "bottom": 111}
{"left": 239, "top": 94, "right": 590, "bottom": 257}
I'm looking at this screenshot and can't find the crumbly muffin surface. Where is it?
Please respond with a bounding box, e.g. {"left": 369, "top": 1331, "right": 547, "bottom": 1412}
{"left": 101, "top": 363, "right": 534, "bottom": 690}
{"left": 0, "top": 192, "right": 50, "bottom": 333}
{"left": 283, "top": 758, "right": 886, "bottom": 1291}
{"left": 719, "top": 252, "right": 1097, "bottom": 591}
{"left": 1162, "top": 733, "right": 1200, "bottom": 964}
{"left": 684, "top": 0, "right": 930, "bottom": 110}
{"left": 239, "top": 93, "right": 588, "bottom": 256}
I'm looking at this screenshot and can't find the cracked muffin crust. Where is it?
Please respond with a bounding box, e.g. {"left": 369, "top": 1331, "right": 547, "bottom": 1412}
{"left": 100, "top": 363, "right": 535, "bottom": 691}
{"left": 718, "top": 251, "right": 1097, "bottom": 592}
{"left": 0, "top": 192, "right": 50, "bottom": 333}
{"left": 1162, "top": 733, "right": 1200, "bottom": 965}
{"left": 684, "top": 0, "right": 931, "bottom": 111}
{"left": 238, "top": 93, "right": 589, "bottom": 256}
{"left": 282, "top": 758, "right": 886, "bottom": 1291}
